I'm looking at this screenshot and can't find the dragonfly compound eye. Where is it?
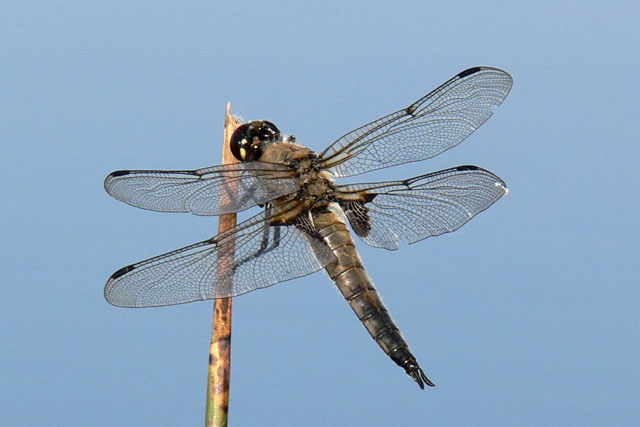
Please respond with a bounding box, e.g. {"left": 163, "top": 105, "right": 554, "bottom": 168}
{"left": 230, "top": 120, "right": 281, "bottom": 162}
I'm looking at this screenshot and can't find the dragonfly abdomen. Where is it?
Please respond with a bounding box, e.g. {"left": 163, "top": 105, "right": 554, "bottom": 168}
{"left": 312, "top": 207, "right": 435, "bottom": 389}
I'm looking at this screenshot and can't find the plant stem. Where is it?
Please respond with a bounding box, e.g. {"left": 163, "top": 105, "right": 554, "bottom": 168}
{"left": 205, "top": 103, "right": 239, "bottom": 427}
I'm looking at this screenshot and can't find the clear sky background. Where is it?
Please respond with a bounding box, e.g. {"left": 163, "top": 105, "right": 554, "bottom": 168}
{"left": 2, "top": 1, "right": 638, "bottom": 426}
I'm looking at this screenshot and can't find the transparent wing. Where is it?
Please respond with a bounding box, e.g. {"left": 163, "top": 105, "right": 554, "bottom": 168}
{"left": 335, "top": 165, "right": 507, "bottom": 250}
{"left": 104, "top": 208, "right": 336, "bottom": 307}
{"left": 319, "top": 67, "right": 513, "bottom": 177}
{"left": 104, "top": 162, "right": 299, "bottom": 216}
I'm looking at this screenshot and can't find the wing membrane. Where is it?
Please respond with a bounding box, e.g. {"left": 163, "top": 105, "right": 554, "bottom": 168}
{"left": 336, "top": 166, "right": 507, "bottom": 250}
{"left": 104, "top": 208, "right": 335, "bottom": 307}
{"left": 319, "top": 67, "right": 512, "bottom": 177}
{"left": 104, "top": 162, "right": 299, "bottom": 216}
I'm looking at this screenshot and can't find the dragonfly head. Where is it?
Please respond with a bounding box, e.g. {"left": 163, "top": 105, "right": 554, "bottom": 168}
{"left": 230, "top": 120, "right": 281, "bottom": 162}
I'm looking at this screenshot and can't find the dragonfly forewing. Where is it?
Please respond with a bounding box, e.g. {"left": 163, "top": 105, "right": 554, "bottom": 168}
{"left": 104, "top": 162, "right": 299, "bottom": 216}
{"left": 319, "top": 67, "right": 512, "bottom": 177}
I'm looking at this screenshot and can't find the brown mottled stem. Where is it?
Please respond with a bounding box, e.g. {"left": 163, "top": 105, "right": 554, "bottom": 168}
{"left": 205, "top": 103, "right": 240, "bottom": 427}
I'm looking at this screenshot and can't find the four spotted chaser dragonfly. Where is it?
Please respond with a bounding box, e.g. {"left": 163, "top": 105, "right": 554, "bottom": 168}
{"left": 104, "top": 66, "right": 512, "bottom": 388}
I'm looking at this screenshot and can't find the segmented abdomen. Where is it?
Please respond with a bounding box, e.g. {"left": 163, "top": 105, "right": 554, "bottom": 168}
{"left": 311, "top": 206, "right": 433, "bottom": 388}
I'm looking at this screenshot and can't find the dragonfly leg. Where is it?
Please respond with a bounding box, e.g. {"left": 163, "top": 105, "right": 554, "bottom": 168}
{"left": 232, "top": 206, "right": 282, "bottom": 270}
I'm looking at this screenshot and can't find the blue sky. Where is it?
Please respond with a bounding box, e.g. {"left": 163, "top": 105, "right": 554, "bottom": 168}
{"left": 2, "top": 1, "right": 638, "bottom": 426}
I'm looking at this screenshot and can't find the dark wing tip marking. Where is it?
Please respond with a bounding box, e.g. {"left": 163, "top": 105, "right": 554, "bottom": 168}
{"left": 454, "top": 165, "right": 481, "bottom": 172}
{"left": 457, "top": 66, "right": 483, "bottom": 78}
{"left": 111, "top": 264, "right": 136, "bottom": 280}
{"left": 109, "top": 170, "right": 132, "bottom": 178}
{"left": 454, "top": 165, "right": 508, "bottom": 189}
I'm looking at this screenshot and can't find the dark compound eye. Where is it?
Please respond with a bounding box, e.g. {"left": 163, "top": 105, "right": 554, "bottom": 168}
{"left": 229, "top": 120, "right": 281, "bottom": 162}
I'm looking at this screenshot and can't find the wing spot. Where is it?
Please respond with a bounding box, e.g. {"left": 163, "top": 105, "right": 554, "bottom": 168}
{"left": 458, "top": 66, "right": 483, "bottom": 78}
{"left": 455, "top": 165, "right": 479, "bottom": 172}
{"left": 112, "top": 264, "right": 135, "bottom": 279}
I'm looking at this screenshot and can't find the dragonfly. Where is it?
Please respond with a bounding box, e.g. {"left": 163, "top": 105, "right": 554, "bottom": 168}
{"left": 104, "top": 66, "right": 512, "bottom": 389}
